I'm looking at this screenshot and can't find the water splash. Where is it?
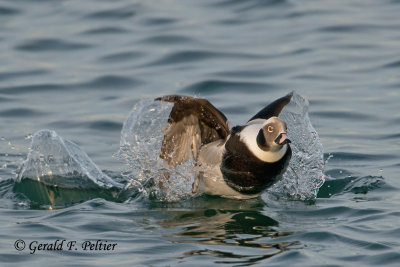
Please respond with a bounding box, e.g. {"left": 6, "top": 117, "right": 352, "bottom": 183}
{"left": 119, "top": 92, "right": 325, "bottom": 202}
{"left": 267, "top": 91, "right": 325, "bottom": 200}
{"left": 17, "top": 129, "right": 122, "bottom": 189}
{"left": 118, "top": 99, "right": 194, "bottom": 201}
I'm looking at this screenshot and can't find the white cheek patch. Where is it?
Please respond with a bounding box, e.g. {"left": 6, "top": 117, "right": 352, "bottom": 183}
{"left": 239, "top": 123, "right": 287, "bottom": 163}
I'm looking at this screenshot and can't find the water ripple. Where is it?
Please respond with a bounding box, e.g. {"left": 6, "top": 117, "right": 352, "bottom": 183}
{"left": 220, "top": 105, "right": 252, "bottom": 115}
{"left": 44, "top": 120, "right": 122, "bottom": 132}
{"left": 0, "top": 96, "right": 14, "bottom": 103}
{"left": 311, "top": 111, "right": 376, "bottom": 121}
{"left": 88, "top": 120, "right": 123, "bottom": 132}
{"left": 81, "top": 26, "right": 129, "bottom": 35}
{"left": 45, "top": 120, "right": 85, "bottom": 129}
{"left": 0, "top": 84, "right": 65, "bottom": 95}
{"left": 0, "top": 69, "right": 48, "bottom": 82}
{"left": 212, "top": 0, "right": 289, "bottom": 11}
{"left": 296, "top": 229, "right": 396, "bottom": 256}
{"left": 145, "top": 50, "right": 260, "bottom": 66}
{"left": 351, "top": 212, "right": 400, "bottom": 225}
{"left": 286, "top": 9, "right": 332, "bottom": 19}
{"left": 215, "top": 66, "right": 292, "bottom": 78}
{"left": 0, "top": 75, "right": 141, "bottom": 96}
{"left": 15, "top": 38, "right": 92, "bottom": 52}
{"left": 84, "top": 7, "right": 136, "bottom": 20}
{"left": 81, "top": 75, "right": 142, "bottom": 89}
{"left": 140, "top": 35, "right": 194, "bottom": 45}
{"left": 382, "top": 133, "right": 400, "bottom": 140}
{"left": 15, "top": 221, "right": 63, "bottom": 234}
{"left": 98, "top": 51, "right": 145, "bottom": 63}
{"left": 0, "top": 108, "right": 46, "bottom": 117}
{"left": 329, "top": 152, "right": 394, "bottom": 162}
{"left": 383, "top": 59, "right": 400, "bottom": 69}
{"left": 318, "top": 175, "right": 392, "bottom": 198}
{"left": 0, "top": 6, "right": 20, "bottom": 15}
{"left": 319, "top": 24, "right": 379, "bottom": 33}
{"left": 140, "top": 17, "right": 177, "bottom": 26}
{"left": 366, "top": 252, "right": 400, "bottom": 265}
{"left": 181, "top": 80, "right": 279, "bottom": 94}
{"left": 347, "top": 175, "right": 385, "bottom": 195}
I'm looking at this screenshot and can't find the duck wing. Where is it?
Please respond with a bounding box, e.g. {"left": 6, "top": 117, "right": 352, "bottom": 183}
{"left": 156, "top": 95, "right": 230, "bottom": 167}
{"left": 248, "top": 91, "right": 293, "bottom": 122}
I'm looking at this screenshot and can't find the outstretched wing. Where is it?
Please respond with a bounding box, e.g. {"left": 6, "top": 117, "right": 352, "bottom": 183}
{"left": 248, "top": 91, "right": 293, "bottom": 122}
{"left": 155, "top": 95, "right": 230, "bottom": 167}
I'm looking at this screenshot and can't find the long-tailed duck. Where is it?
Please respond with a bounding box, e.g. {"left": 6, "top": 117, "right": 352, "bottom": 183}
{"left": 155, "top": 92, "right": 293, "bottom": 199}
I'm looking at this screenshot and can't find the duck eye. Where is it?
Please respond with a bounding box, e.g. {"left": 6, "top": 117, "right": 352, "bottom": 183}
{"left": 267, "top": 126, "right": 274, "bottom": 132}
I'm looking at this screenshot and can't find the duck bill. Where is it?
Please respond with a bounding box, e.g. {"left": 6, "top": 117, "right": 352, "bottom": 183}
{"left": 275, "top": 132, "right": 291, "bottom": 145}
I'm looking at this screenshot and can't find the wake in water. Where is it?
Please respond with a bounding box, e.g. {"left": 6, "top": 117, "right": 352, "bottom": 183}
{"left": 119, "top": 92, "right": 325, "bottom": 202}
{"left": 12, "top": 92, "right": 324, "bottom": 205}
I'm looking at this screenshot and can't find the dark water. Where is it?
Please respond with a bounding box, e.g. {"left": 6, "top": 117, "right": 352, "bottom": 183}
{"left": 1, "top": 0, "right": 400, "bottom": 266}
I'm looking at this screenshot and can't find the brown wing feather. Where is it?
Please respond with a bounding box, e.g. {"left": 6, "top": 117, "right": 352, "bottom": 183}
{"left": 155, "top": 95, "right": 229, "bottom": 167}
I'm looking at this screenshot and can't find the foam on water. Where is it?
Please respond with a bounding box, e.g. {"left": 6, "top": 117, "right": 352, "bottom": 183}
{"left": 119, "top": 92, "right": 325, "bottom": 202}
{"left": 17, "top": 129, "right": 122, "bottom": 189}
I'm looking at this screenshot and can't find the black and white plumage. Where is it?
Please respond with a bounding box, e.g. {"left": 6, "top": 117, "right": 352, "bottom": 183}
{"left": 155, "top": 92, "right": 293, "bottom": 199}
